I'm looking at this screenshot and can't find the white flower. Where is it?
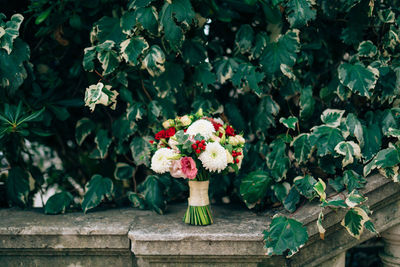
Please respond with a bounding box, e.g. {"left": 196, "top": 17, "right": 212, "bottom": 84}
{"left": 226, "top": 149, "right": 234, "bottom": 164}
{"left": 186, "top": 119, "right": 215, "bottom": 140}
{"left": 162, "top": 119, "right": 174, "bottom": 129}
{"left": 198, "top": 142, "right": 228, "bottom": 173}
{"left": 180, "top": 115, "right": 192, "bottom": 126}
{"left": 168, "top": 137, "right": 179, "bottom": 151}
{"left": 228, "top": 136, "right": 239, "bottom": 146}
{"left": 236, "top": 135, "right": 245, "bottom": 145}
{"left": 151, "top": 148, "right": 178, "bottom": 174}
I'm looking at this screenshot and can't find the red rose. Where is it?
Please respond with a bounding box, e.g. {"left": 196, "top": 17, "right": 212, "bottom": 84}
{"left": 155, "top": 130, "right": 166, "bottom": 140}
{"left": 212, "top": 122, "right": 222, "bottom": 131}
{"left": 166, "top": 127, "right": 176, "bottom": 138}
{"left": 226, "top": 126, "right": 236, "bottom": 136}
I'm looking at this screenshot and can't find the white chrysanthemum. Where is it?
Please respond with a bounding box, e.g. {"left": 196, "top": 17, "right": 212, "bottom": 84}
{"left": 151, "top": 148, "right": 178, "bottom": 174}
{"left": 198, "top": 142, "right": 228, "bottom": 173}
{"left": 186, "top": 119, "right": 215, "bottom": 139}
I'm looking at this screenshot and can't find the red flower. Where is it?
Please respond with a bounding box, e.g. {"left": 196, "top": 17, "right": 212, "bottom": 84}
{"left": 226, "top": 126, "right": 236, "bottom": 136}
{"left": 155, "top": 130, "right": 166, "bottom": 140}
{"left": 149, "top": 140, "right": 154, "bottom": 144}
{"left": 212, "top": 121, "right": 222, "bottom": 131}
{"left": 166, "top": 127, "right": 176, "bottom": 138}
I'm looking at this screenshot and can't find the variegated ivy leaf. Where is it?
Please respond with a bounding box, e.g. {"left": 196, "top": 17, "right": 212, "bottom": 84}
{"left": 95, "top": 129, "right": 112, "bottom": 159}
{"left": 96, "top": 41, "right": 120, "bottom": 75}
{"left": 120, "top": 37, "right": 149, "bottom": 66}
{"left": 345, "top": 190, "right": 367, "bottom": 208}
{"left": 341, "top": 207, "right": 370, "bottom": 239}
{"left": 387, "top": 127, "right": 400, "bottom": 138}
{"left": 317, "top": 210, "right": 325, "bottom": 240}
{"left": 338, "top": 62, "right": 379, "bottom": 98}
{"left": 285, "top": 0, "right": 316, "bottom": 28}
{"left": 272, "top": 182, "right": 291, "bottom": 202}
{"left": 309, "top": 125, "right": 344, "bottom": 156}
{"left": 128, "top": 0, "right": 155, "bottom": 9}
{"left": 259, "top": 29, "right": 300, "bottom": 75}
{"left": 313, "top": 178, "right": 326, "bottom": 201}
{"left": 334, "top": 141, "right": 361, "bottom": 168}
{"left": 83, "top": 46, "right": 96, "bottom": 72}
{"left": 84, "top": 82, "right": 119, "bottom": 112}
{"left": 267, "top": 139, "right": 290, "bottom": 181}
{"left": 142, "top": 45, "right": 165, "bottom": 77}
{"left": 379, "top": 166, "right": 400, "bottom": 183}
{"left": 294, "top": 174, "right": 317, "bottom": 199}
{"left": 240, "top": 170, "right": 273, "bottom": 209}
{"left": 82, "top": 174, "right": 114, "bottom": 213}
{"left": 214, "top": 57, "right": 240, "bottom": 84}
{"left": 160, "top": 0, "right": 195, "bottom": 51}
{"left": 378, "top": 9, "right": 395, "bottom": 23}
{"left": 321, "top": 109, "right": 345, "bottom": 128}
{"left": 321, "top": 198, "right": 347, "bottom": 208}
{"left": 283, "top": 187, "right": 300, "bottom": 213}
{"left": 75, "top": 117, "right": 95, "bottom": 146}
{"left": 134, "top": 6, "right": 159, "bottom": 35}
{"left": 299, "top": 86, "right": 315, "bottom": 120}
{"left": 231, "top": 63, "right": 265, "bottom": 96}
{"left": 291, "top": 133, "right": 312, "bottom": 164}
{"left": 0, "top": 14, "right": 24, "bottom": 54}
{"left": 130, "top": 136, "right": 151, "bottom": 166}
{"left": 345, "top": 113, "right": 364, "bottom": 146}
{"left": 357, "top": 40, "right": 377, "bottom": 58}
{"left": 280, "top": 116, "right": 298, "bottom": 130}
{"left": 342, "top": 170, "right": 367, "bottom": 192}
{"left": 235, "top": 24, "right": 254, "bottom": 54}
{"left": 193, "top": 62, "right": 216, "bottom": 89}
{"left": 127, "top": 102, "right": 146, "bottom": 121}
{"left": 114, "top": 163, "right": 135, "bottom": 180}
{"left": 264, "top": 215, "right": 308, "bottom": 257}
{"left": 280, "top": 64, "right": 296, "bottom": 80}
{"left": 45, "top": 191, "right": 73, "bottom": 215}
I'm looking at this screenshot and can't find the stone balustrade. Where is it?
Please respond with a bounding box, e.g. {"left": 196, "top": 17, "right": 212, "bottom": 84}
{"left": 0, "top": 174, "right": 399, "bottom": 267}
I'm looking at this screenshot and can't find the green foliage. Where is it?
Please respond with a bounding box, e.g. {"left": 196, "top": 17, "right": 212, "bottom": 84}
{"left": 2, "top": 0, "right": 400, "bottom": 256}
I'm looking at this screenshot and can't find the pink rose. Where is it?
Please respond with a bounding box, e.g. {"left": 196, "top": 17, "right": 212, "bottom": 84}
{"left": 180, "top": 157, "right": 198, "bottom": 180}
{"left": 170, "top": 160, "right": 185, "bottom": 178}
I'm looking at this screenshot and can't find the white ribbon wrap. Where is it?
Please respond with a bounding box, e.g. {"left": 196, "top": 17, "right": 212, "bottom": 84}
{"left": 188, "top": 180, "right": 210, "bottom": 206}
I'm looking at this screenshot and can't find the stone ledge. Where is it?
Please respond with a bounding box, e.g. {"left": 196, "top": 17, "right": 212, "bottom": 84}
{"left": 0, "top": 174, "right": 399, "bottom": 267}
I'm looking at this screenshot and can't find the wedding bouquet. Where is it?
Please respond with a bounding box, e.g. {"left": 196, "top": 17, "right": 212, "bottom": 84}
{"left": 149, "top": 109, "right": 245, "bottom": 226}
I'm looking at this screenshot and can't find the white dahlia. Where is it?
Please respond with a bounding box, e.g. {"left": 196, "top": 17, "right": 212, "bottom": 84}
{"left": 186, "top": 119, "right": 215, "bottom": 139}
{"left": 151, "top": 148, "right": 178, "bottom": 174}
{"left": 198, "top": 142, "right": 228, "bottom": 173}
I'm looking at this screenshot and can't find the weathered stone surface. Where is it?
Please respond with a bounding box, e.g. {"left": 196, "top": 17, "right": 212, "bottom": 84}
{"left": 0, "top": 174, "right": 399, "bottom": 267}
{"left": 380, "top": 224, "right": 400, "bottom": 266}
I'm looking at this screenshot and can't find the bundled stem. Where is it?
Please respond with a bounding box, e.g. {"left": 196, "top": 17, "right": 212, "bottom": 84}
{"left": 183, "top": 180, "right": 213, "bottom": 226}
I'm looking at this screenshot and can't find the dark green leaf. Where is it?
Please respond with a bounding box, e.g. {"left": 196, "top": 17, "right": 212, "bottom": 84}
{"left": 82, "top": 174, "right": 114, "bottom": 213}
{"left": 240, "top": 171, "right": 273, "bottom": 209}
{"left": 45, "top": 191, "right": 73, "bottom": 214}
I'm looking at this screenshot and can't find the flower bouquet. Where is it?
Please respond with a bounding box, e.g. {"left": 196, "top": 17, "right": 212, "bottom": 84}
{"left": 149, "top": 109, "right": 245, "bottom": 226}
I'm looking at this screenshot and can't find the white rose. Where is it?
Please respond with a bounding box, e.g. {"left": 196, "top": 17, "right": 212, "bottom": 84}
{"left": 180, "top": 115, "right": 192, "bottom": 126}
{"left": 226, "top": 149, "right": 234, "bottom": 164}
{"left": 210, "top": 134, "right": 221, "bottom": 143}
{"left": 162, "top": 119, "right": 174, "bottom": 129}
{"left": 236, "top": 135, "right": 245, "bottom": 145}
{"left": 228, "top": 136, "right": 239, "bottom": 146}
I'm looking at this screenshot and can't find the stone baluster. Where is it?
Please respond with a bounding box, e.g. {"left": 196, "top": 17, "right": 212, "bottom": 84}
{"left": 380, "top": 224, "right": 400, "bottom": 266}
{"left": 321, "top": 252, "right": 346, "bottom": 267}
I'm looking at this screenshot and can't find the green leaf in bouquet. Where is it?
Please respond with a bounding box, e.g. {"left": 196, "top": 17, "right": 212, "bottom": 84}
{"left": 294, "top": 174, "right": 317, "bottom": 199}
{"left": 234, "top": 24, "right": 254, "bottom": 54}
{"left": 75, "top": 117, "right": 95, "bottom": 146}
{"left": 338, "top": 62, "right": 379, "bottom": 98}
{"left": 142, "top": 45, "right": 165, "bottom": 77}
{"left": 114, "top": 163, "right": 135, "bottom": 180}
{"left": 6, "top": 167, "right": 30, "bottom": 208}
{"left": 45, "top": 191, "right": 73, "bottom": 214}
{"left": 285, "top": 0, "right": 316, "bottom": 28}
{"left": 94, "top": 129, "right": 112, "bottom": 159}
{"left": 310, "top": 125, "right": 344, "bottom": 156}
{"left": 82, "top": 174, "right": 114, "bottom": 213}
{"left": 264, "top": 216, "right": 308, "bottom": 256}
{"left": 240, "top": 171, "right": 273, "bottom": 209}
{"left": 120, "top": 37, "right": 149, "bottom": 66}
{"left": 130, "top": 136, "right": 151, "bottom": 166}
{"left": 135, "top": 6, "right": 159, "bottom": 35}
{"left": 260, "top": 29, "right": 300, "bottom": 75}
{"left": 291, "top": 134, "right": 312, "bottom": 164}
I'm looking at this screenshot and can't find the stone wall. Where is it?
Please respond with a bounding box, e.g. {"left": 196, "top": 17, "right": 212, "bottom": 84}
{"left": 1, "top": 174, "right": 399, "bottom": 267}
